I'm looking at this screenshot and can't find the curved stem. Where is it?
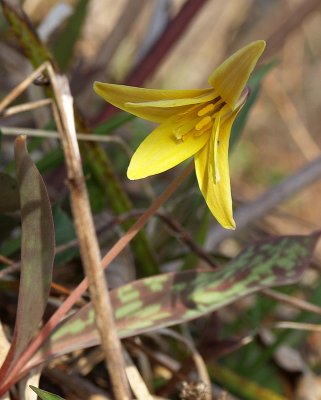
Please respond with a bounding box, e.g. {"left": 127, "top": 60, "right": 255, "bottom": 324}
{"left": 0, "top": 163, "right": 193, "bottom": 393}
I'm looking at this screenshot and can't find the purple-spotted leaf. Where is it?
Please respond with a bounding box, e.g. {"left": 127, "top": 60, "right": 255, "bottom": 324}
{"left": 26, "top": 233, "right": 319, "bottom": 370}
{"left": 0, "top": 136, "right": 55, "bottom": 379}
{"left": 0, "top": 172, "right": 20, "bottom": 212}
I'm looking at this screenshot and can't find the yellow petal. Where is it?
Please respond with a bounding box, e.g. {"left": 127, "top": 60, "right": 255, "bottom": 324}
{"left": 208, "top": 40, "right": 265, "bottom": 109}
{"left": 194, "top": 111, "right": 239, "bottom": 229}
{"left": 94, "top": 82, "right": 215, "bottom": 123}
{"left": 126, "top": 90, "right": 217, "bottom": 108}
{"left": 127, "top": 119, "right": 210, "bottom": 180}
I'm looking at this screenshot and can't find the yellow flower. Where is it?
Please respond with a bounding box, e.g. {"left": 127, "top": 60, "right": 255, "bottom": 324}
{"left": 94, "top": 40, "right": 265, "bottom": 229}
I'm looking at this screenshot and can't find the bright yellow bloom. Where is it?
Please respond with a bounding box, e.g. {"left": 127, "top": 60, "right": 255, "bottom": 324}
{"left": 94, "top": 41, "right": 265, "bottom": 229}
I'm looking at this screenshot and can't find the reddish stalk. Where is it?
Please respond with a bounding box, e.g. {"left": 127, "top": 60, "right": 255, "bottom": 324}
{"left": 0, "top": 163, "right": 193, "bottom": 393}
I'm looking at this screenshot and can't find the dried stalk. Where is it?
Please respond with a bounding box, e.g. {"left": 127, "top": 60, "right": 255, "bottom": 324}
{"left": 0, "top": 125, "right": 132, "bottom": 150}
{"left": 3, "top": 163, "right": 194, "bottom": 390}
{"left": 47, "top": 64, "right": 130, "bottom": 399}
{"left": 0, "top": 62, "right": 49, "bottom": 113}
{"left": 274, "top": 321, "right": 321, "bottom": 332}
{"left": 0, "top": 98, "right": 52, "bottom": 117}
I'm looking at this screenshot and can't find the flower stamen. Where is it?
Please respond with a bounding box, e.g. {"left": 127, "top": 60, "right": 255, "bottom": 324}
{"left": 198, "top": 103, "right": 215, "bottom": 116}
{"left": 195, "top": 116, "right": 212, "bottom": 131}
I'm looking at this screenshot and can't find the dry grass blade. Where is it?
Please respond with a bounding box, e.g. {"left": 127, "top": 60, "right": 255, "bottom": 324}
{"left": 0, "top": 98, "right": 52, "bottom": 117}
{"left": 0, "top": 126, "right": 133, "bottom": 152}
{"left": 0, "top": 62, "right": 49, "bottom": 113}
{"left": 123, "top": 349, "right": 154, "bottom": 400}
{"left": 263, "top": 289, "right": 321, "bottom": 316}
{"left": 150, "top": 329, "right": 212, "bottom": 400}
{"left": 274, "top": 322, "right": 321, "bottom": 332}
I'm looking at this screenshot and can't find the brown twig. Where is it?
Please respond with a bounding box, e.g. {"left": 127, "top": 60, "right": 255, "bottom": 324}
{"left": 0, "top": 98, "right": 52, "bottom": 118}
{"left": 0, "top": 255, "right": 14, "bottom": 266}
{"left": 0, "top": 263, "right": 20, "bottom": 278}
{"left": 274, "top": 321, "right": 321, "bottom": 332}
{"left": 0, "top": 62, "right": 49, "bottom": 113}
{"left": 101, "top": 209, "right": 217, "bottom": 268}
{"left": 2, "top": 163, "right": 193, "bottom": 392}
{"left": 100, "top": 163, "right": 194, "bottom": 270}
{"left": 45, "top": 64, "right": 130, "bottom": 398}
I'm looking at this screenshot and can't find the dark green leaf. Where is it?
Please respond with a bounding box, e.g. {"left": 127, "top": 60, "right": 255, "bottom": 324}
{"left": 52, "top": 0, "right": 90, "bottom": 71}
{"left": 53, "top": 205, "right": 78, "bottom": 266}
{"left": 29, "top": 233, "right": 319, "bottom": 369}
{"left": 94, "top": 112, "right": 134, "bottom": 135}
{"left": 0, "top": 136, "right": 55, "bottom": 379}
{"left": 0, "top": 214, "right": 19, "bottom": 244}
{"left": 30, "top": 386, "right": 65, "bottom": 400}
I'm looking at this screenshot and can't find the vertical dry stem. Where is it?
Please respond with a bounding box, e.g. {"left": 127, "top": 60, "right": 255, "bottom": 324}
{"left": 48, "top": 65, "right": 130, "bottom": 399}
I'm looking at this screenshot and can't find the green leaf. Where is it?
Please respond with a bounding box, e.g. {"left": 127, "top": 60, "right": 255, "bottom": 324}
{"left": 52, "top": 0, "right": 90, "bottom": 71}
{"left": 53, "top": 205, "right": 78, "bottom": 266}
{"left": 1, "top": 0, "right": 54, "bottom": 68}
{"left": 28, "top": 233, "right": 319, "bottom": 369}
{"left": 94, "top": 112, "right": 134, "bottom": 135}
{"left": 30, "top": 386, "right": 65, "bottom": 400}
{"left": 0, "top": 136, "right": 55, "bottom": 380}
{"left": 0, "top": 172, "right": 20, "bottom": 212}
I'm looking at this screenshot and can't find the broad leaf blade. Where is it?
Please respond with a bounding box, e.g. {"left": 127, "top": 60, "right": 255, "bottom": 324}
{"left": 29, "top": 233, "right": 319, "bottom": 368}
{"left": 0, "top": 136, "right": 55, "bottom": 378}
{"left": 30, "top": 386, "right": 65, "bottom": 400}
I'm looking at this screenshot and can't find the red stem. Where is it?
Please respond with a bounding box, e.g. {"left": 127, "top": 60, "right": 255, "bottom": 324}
{"left": 0, "top": 164, "right": 193, "bottom": 394}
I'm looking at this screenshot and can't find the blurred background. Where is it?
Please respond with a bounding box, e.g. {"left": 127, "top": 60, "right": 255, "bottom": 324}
{"left": 1, "top": 1, "right": 321, "bottom": 398}
{"left": 2, "top": 0, "right": 321, "bottom": 243}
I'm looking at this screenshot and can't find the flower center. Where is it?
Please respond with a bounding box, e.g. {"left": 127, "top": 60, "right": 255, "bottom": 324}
{"left": 173, "top": 97, "right": 225, "bottom": 142}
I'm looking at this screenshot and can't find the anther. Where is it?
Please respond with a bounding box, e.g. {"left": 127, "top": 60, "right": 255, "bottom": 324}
{"left": 195, "top": 116, "right": 212, "bottom": 131}
{"left": 197, "top": 103, "right": 215, "bottom": 116}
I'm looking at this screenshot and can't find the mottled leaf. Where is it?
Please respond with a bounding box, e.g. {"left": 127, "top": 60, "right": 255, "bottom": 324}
{"left": 1, "top": 0, "right": 55, "bottom": 68}
{"left": 0, "top": 172, "right": 20, "bottom": 212}
{"left": 28, "top": 233, "right": 319, "bottom": 369}
{"left": 30, "top": 386, "right": 65, "bottom": 400}
{"left": 0, "top": 136, "right": 55, "bottom": 379}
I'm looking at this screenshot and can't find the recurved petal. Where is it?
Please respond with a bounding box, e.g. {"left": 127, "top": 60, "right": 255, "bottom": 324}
{"left": 208, "top": 40, "right": 265, "bottom": 110}
{"left": 127, "top": 120, "right": 210, "bottom": 180}
{"left": 194, "top": 111, "right": 239, "bottom": 229}
{"left": 126, "top": 89, "right": 217, "bottom": 108}
{"left": 94, "top": 82, "right": 215, "bottom": 123}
